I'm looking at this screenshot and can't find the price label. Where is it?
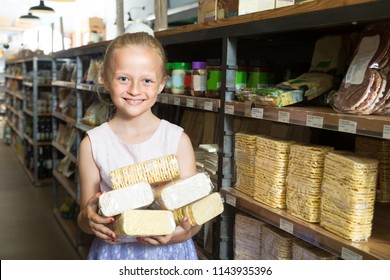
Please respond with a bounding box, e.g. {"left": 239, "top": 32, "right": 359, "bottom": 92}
{"left": 174, "top": 97, "right": 180, "bottom": 106}
{"left": 186, "top": 98, "right": 195, "bottom": 108}
{"left": 280, "top": 218, "right": 294, "bottom": 234}
{"left": 251, "top": 108, "right": 264, "bottom": 119}
{"left": 278, "top": 111, "right": 290, "bottom": 123}
{"left": 341, "top": 247, "right": 363, "bottom": 260}
{"left": 225, "top": 194, "right": 236, "bottom": 207}
{"left": 204, "top": 101, "right": 213, "bottom": 111}
{"left": 339, "top": 119, "right": 357, "bottom": 134}
{"left": 161, "top": 96, "right": 169, "bottom": 104}
{"left": 383, "top": 125, "right": 390, "bottom": 139}
{"left": 306, "top": 115, "right": 323, "bottom": 128}
{"left": 225, "top": 105, "right": 235, "bottom": 115}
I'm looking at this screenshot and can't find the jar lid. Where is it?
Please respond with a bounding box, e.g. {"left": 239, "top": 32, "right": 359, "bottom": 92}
{"left": 166, "top": 62, "right": 174, "bottom": 70}
{"left": 173, "top": 62, "right": 188, "bottom": 69}
{"left": 192, "top": 61, "right": 207, "bottom": 69}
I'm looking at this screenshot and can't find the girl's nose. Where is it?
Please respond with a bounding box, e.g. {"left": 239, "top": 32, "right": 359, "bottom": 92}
{"left": 127, "top": 82, "right": 140, "bottom": 95}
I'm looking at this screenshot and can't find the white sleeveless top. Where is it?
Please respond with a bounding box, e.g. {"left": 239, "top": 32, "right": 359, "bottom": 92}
{"left": 87, "top": 120, "right": 183, "bottom": 192}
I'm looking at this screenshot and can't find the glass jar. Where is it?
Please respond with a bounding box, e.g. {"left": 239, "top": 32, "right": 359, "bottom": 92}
{"left": 164, "top": 62, "right": 174, "bottom": 93}
{"left": 235, "top": 59, "right": 247, "bottom": 92}
{"left": 171, "top": 62, "right": 186, "bottom": 95}
{"left": 206, "top": 58, "right": 222, "bottom": 98}
{"left": 247, "top": 60, "right": 270, "bottom": 89}
{"left": 191, "top": 61, "right": 207, "bottom": 97}
{"left": 183, "top": 63, "right": 192, "bottom": 96}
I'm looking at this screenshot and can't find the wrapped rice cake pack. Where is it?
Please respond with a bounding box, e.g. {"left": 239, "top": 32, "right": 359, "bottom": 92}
{"left": 98, "top": 182, "right": 154, "bottom": 216}
{"left": 110, "top": 154, "right": 180, "bottom": 189}
{"left": 235, "top": 133, "right": 257, "bottom": 197}
{"left": 292, "top": 240, "right": 337, "bottom": 260}
{"left": 355, "top": 135, "right": 390, "bottom": 202}
{"left": 173, "top": 192, "right": 224, "bottom": 226}
{"left": 150, "top": 173, "right": 214, "bottom": 210}
{"left": 234, "top": 212, "right": 266, "bottom": 260}
{"left": 320, "top": 151, "right": 378, "bottom": 241}
{"left": 260, "top": 224, "right": 297, "bottom": 260}
{"left": 109, "top": 209, "right": 176, "bottom": 243}
{"left": 286, "top": 144, "right": 333, "bottom": 222}
{"left": 253, "top": 135, "right": 293, "bottom": 208}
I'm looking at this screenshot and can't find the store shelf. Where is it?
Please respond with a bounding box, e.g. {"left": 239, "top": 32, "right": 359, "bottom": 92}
{"left": 75, "top": 122, "right": 95, "bottom": 132}
{"left": 158, "top": 93, "right": 220, "bottom": 112}
{"left": 52, "top": 141, "right": 77, "bottom": 163}
{"left": 5, "top": 89, "right": 23, "bottom": 100}
{"left": 225, "top": 101, "right": 390, "bottom": 139}
{"left": 53, "top": 208, "right": 78, "bottom": 248}
{"left": 4, "top": 74, "right": 23, "bottom": 80}
{"left": 23, "top": 81, "right": 52, "bottom": 88}
{"left": 76, "top": 83, "right": 106, "bottom": 94}
{"left": 52, "top": 111, "right": 76, "bottom": 126}
{"left": 221, "top": 187, "right": 390, "bottom": 260}
{"left": 53, "top": 169, "right": 77, "bottom": 201}
{"left": 52, "top": 80, "right": 76, "bottom": 88}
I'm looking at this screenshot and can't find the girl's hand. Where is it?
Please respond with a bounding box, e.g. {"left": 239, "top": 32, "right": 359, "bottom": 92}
{"left": 137, "top": 217, "right": 197, "bottom": 246}
{"left": 83, "top": 192, "right": 117, "bottom": 243}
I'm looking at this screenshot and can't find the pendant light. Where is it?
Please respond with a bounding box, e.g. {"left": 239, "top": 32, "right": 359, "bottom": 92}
{"left": 29, "top": 1, "right": 55, "bottom": 14}
{"left": 19, "top": 12, "right": 41, "bottom": 21}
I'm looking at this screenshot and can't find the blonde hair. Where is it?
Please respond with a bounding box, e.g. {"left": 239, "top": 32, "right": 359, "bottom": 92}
{"left": 101, "top": 32, "right": 167, "bottom": 85}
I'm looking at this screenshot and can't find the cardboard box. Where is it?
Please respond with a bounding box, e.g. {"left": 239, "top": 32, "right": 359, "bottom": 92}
{"left": 198, "top": 0, "right": 217, "bottom": 23}
{"left": 275, "top": 0, "right": 309, "bottom": 8}
{"left": 217, "top": 0, "right": 275, "bottom": 19}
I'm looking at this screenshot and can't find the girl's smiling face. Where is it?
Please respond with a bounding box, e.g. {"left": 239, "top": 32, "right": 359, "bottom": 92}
{"left": 106, "top": 46, "right": 166, "bottom": 119}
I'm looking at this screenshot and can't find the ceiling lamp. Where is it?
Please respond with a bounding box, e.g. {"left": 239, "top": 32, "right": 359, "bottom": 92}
{"left": 29, "top": 1, "right": 55, "bottom": 14}
{"left": 19, "top": 12, "right": 41, "bottom": 21}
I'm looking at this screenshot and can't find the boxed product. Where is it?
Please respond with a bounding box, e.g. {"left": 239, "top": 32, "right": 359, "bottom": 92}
{"left": 217, "top": 0, "right": 274, "bottom": 19}
{"left": 151, "top": 173, "right": 214, "bottom": 210}
{"left": 109, "top": 210, "right": 176, "bottom": 242}
{"left": 198, "top": 0, "right": 217, "bottom": 23}
{"left": 98, "top": 182, "right": 154, "bottom": 217}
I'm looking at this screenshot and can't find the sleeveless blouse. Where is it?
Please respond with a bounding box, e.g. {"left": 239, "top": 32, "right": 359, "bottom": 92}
{"left": 85, "top": 120, "right": 198, "bottom": 260}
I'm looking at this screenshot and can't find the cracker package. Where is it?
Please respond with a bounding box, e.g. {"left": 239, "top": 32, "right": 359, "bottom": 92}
{"left": 292, "top": 239, "right": 337, "bottom": 260}
{"left": 260, "top": 224, "right": 297, "bottom": 260}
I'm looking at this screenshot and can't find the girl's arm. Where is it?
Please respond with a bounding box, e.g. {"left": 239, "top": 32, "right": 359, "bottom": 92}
{"left": 77, "top": 136, "right": 116, "bottom": 243}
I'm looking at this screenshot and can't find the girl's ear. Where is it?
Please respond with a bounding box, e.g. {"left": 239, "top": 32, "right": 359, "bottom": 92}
{"left": 157, "top": 76, "right": 167, "bottom": 94}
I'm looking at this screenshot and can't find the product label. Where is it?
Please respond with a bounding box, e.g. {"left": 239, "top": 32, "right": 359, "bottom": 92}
{"left": 225, "top": 105, "right": 235, "bottom": 115}
{"left": 204, "top": 101, "right": 213, "bottom": 111}
{"left": 306, "top": 115, "right": 324, "bottom": 128}
{"left": 278, "top": 111, "right": 290, "bottom": 123}
{"left": 251, "top": 108, "right": 264, "bottom": 119}
{"left": 193, "top": 75, "right": 207, "bottom": 91}
{"left": 161, "top": 96, "right": 169, "bottom": 104}
{"left": 339, "top": 119, "right": 357, "bottom": 134}
{"left": 383, "top": 125, "right": 390, "bottom": 139}
{"left": 174, "top": 97, "right": 180, "bottom": 106}
{"left": 280, "top": 218, "right": 294, "bottom": 234}
{"left": 207, "top": 70, "right": 222, "bottom": 90}
{"left": 186, "top": 98, "right": 195, "bottom": 108}
{"left": 225, "top": 194, "right": 236, "bottom": 207}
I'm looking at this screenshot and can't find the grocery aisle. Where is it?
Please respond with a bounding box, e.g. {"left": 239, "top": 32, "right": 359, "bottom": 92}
{"left": 0, "top": 142, "right": 80, "bottom": 260}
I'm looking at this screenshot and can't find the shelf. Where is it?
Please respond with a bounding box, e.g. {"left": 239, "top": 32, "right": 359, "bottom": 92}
{"left": 23, "top": 81, "right": 52, "bottom": 88}
{"left": 6, "top": 118, "right": 23, "bottom": 139}
{"left": 76, "top": 83, "right": 107, "bottom": 94}
{"left": 52, "top": 111, "right": 76, "bottom": 126}
{"left": 4, "top": 74, "right": 23, "bottom": 80}
{"left": 225, "top": 101, "right": 390, "bottom": 139}
{"left": 76, "top": 122, "right": 95, "bottom": 132}
{"left": 157, "top": 93, "right": 220, "bottom": 112}
{"left": 53, "top": 208, "right": 78, "bottom": 248}
{"left": 220, "top": 187, "right": 390, "bottom": 260}
{"left": 52, "top": 80, "right": 76, "bottom": 88}
{"left": 53, "top": 169, "right": 77, "bottom": 201}
{"left": 52, "top": 141, "right": 77, "bottom": 163}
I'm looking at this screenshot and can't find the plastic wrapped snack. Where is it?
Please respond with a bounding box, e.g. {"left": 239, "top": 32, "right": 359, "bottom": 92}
{"left": 109, "top": 154, "right": 180, "bottom": 189}
{"left": 98, "top": 182, "right": 154, "bottom": 216}
{"left": 150, "top": 173, "right": 214, "bottom": 210}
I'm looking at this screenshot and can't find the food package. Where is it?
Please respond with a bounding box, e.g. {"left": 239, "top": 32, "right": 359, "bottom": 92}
{"left": 235, "top": 132, "right": 257, "bottom": 197}
{"left": 292, "top": 239, "right": 337, "bottom": 260}
{"left": 109, "top": 210, "right": 176, "bottom": 242}
{"left": 98, "top": 182, "right": 154, "bottom": 216}
{"left": 260, "top": 224, "right": 297, "bottom": 260}
{"left": 234, "top": 212, "right": 266, "bottom": 260}
{"left": 320, "top": 151, "right": 378, "bottom": 241}
{"left": 109, "top": 154, "right": 180, "bottom": 189}
{"left": 253, "top": 135, "right": 293, "bottom": 208}
{"left": 81, "top": 101, "right": 108, "bottom": 127}
{"left": 334, "top": 22, "right": 390, "bottom": 115}
{"left": 173, "top": 192, "right": 224, "bottom": 226}
{"left": 286, "top": 144, "right": 333, "bottom": 223}
{"left": 150, "top": 173, "right": 214, "bottom": 210}
{"left": 355, "top": 135, "right": 390, "bottom": 202}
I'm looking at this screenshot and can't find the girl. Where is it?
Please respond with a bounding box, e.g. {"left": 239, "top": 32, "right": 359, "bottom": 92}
{"left": 77, "top": 32, "right": 200, "bottom": 260}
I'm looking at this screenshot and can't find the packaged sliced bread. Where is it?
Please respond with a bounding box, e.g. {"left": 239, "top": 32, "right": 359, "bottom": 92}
{"left": 98, "top": 182, "right": 154, "bottom": 217}
{"left": 151, "top": 173, "right": 214, "bottom": 210}
{"left": 173, "top": 192, "right": 224, "bottom": 226}
{"left": 109, "top": 210, "right": 176, "bottom": 242}
{"left": 109, "top": 154, "right": 180, "bottom": 189}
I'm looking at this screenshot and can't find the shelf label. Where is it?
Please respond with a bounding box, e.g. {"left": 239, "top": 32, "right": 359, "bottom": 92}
{"left": 280, "top": 218, "right": 293, "bottom": 234}
{"left": 186, "top": 98, "right": 195, "bottom": 108}
{"left": 338, "top": 119, "right": 357, "bottom": 134}
{"left": 306, "top": 115, "right": 323, "bottom": 128}
{"left": 278, "top": 111, "right": 290, "bottom": 123}
{"left": 251, "top": 108, "right": 264, "bottom": 119}
{"left": 383, "top": 125, "right": 390, "bottom": 139}
{"left": 174, "top": 97, "right": 180, "bottom": 106}
{"left": 161, "top": 96, "right": 169, "bottom": 104}
{"left": 225, "top": 105, "right": 235, "bottom": 115}
{"left": 204, "top": 101, "right": 213, "bottom": 111}
{"left": 341, "top": 247, "right": 362, "bottom": 260}
{"left": 225, "top": 194, "right": 236, "bottom": 207}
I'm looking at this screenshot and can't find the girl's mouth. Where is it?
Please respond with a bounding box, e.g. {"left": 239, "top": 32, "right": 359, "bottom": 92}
{"left": 124, "top": 98, "right": 144, "bottom": 105}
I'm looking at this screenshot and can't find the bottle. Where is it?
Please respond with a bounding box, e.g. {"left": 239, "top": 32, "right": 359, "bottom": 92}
{"left": 183, "top": 63, "right": 192, "bottom": 96}
{"left": 171, "top": 62, "right": 186, "bottom": 95}
{"left": 206, "top": 59, "right": 222, "bottom": 98}
{"left": 191, "top": 61, "right": 207, "bottom": 97}
{"left": 164, "top": 62, "right": 174, "bottom": 93}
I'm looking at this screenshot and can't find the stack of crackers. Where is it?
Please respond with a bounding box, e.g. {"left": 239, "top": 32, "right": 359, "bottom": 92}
{"left": 292, "top": 239, "right": 337, "bottom": 260}
{"left": 286, "top": 144, "right": 333, "bottom": 222}
{"left": 260, "top": 224, "right": 297, "bottom": 260}
{"left": 320, "top": 151, "right": 378, "bottom": 241}
{"left": 235, "top": 133, "right": 258, "bottom": 197}
{"left": 233, "top": 212, "right": 266, "bottom": 260}
{"left": 355, "top": 135, "right": 390, "bottom": 202}
{"left": 253, "top": 135, "right": 293, "bottom": 209}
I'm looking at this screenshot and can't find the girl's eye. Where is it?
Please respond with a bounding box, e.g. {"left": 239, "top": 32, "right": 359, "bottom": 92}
{"left": 119, "top": 77, "right": 128, "bottom": 82}
{"left": 144, "top": 79, "right": 152, "bottom": 84}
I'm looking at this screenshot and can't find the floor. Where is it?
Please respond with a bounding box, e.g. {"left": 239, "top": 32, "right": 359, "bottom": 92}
{"left": 0, "top": 134, "right": 81, "bottom": 260}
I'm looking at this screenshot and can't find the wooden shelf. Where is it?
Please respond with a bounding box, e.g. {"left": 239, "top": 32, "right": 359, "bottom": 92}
{"left": 221, "top": 187, "right": 390, "bottom": 260}
{"left": 52, "top": 111, "right": 76, "bottom": 126}
{"left": 52, "top": 80, "right": 76, "bottom": 89}
{"left": 225, "top": 101, "right": 390, "bottom": 139}
{"left": 158, "top": 93, "right": 220, "bottom": 112}
{"left": 53, "top": 208, "right": 78, "bottom": 248}
{"left": 52, "top": 141, "right": 77, "bottom": 163}
{"left": 53, "top": 169, "right": 77, "bottom": 201}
